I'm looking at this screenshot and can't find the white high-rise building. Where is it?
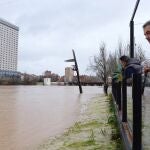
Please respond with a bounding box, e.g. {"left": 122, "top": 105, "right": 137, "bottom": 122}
{"left": 0, "top": 18, "right": 19, "bottom": 73}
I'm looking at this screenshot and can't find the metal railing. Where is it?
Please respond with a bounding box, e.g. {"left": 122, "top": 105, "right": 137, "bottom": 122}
{"left": 112, "top": 74, "right": 142, "bottom": 150}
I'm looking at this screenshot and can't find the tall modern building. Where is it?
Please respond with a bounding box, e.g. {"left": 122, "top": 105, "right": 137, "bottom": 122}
{"left": 0, "top": 18, "right": 19, "bottom": 77}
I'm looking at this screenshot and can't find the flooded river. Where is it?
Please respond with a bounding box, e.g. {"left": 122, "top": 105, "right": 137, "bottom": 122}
{"left": 0, "top": 86, "right": 102, "bottom": 150}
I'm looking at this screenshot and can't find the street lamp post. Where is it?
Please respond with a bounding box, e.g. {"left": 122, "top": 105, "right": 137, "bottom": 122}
{"left": 65, "top": 49, "right": 83, "bottom": 94}
{"left": 130, "top": 0, "right": 140, "bottom": 58}
{"left": 130, "top": 1, "right": 142, "bottom": 149}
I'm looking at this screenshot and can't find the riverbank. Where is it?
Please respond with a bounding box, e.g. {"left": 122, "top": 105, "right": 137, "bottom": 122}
{"left": 37, "top": 94, "right": 123, "bottom": 150}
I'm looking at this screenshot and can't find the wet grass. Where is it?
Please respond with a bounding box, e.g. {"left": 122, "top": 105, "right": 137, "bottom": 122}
{"left": 66, "top": 139, "right": 96, "bottom": 148}
{"left": 107, "top": 94, "right": 123, "bottom": 149}
{"left": 37, "top": 94, "right": 123, "bottom": 150}
{"left": 65, "top": 129, "right": 96, "bottom": 148}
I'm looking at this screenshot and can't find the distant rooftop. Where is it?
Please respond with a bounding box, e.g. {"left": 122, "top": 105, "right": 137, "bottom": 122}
{"left": 0, "top": 18, "right": 19, "bottom": 31}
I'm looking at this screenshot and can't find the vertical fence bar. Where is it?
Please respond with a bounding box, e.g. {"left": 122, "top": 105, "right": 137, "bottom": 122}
{"left": 115, "top": 83, "right": 118, "bottom": 105}
{"left": 122, "top": 78, "right": 127, "bottom": 122}
{"left": 112, "top": 79, "right": 117, "bottom": 103}
{"left": 112, "top": 79, "right": 115, "bottom": 97}
{"left": 132, "top": 74, "right": 142, "bottom": 150}
{"left": 117, "top": 81, "right": 121, "bottom": 111}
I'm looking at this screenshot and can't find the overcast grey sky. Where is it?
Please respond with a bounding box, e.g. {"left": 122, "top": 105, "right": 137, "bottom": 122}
{"left": 0, "top": 0, "right": 150, "bottom": 75}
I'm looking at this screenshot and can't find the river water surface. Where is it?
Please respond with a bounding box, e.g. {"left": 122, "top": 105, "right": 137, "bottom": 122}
{"left": 0, "top": 86, "right": 102, "bottom": 150}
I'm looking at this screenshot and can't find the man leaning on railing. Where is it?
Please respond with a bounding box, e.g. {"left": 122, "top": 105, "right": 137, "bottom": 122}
{"left": 119, "top": 55, "right": 142, "bottom": 82}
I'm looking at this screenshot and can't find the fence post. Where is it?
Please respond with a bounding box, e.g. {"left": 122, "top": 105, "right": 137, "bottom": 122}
{"left": 122, "top": 78, "right": 127, "bottom": 122}
{"left": 115, "top": 83, "right": 118, "bottom": 105}
{"left": 112, "top": 79, "right": 117, "bottom": 103}
{"left": 132, "top": 74, "right": 142, "bottom": 150}
{"left": 117, "top": 81, "right": 121, "bottom": 111}
{"left": 112, "top": 79, "right": 115, "bottom": 97}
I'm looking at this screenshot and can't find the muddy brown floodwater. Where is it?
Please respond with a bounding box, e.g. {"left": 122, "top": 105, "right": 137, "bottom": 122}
{"left": 0, "top": 86, "right": 102, "bottom": 150}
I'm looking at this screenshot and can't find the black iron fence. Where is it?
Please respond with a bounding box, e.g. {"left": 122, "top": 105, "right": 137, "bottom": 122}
{"left": 112, "top": 74, "right": 142, "bottom": 150}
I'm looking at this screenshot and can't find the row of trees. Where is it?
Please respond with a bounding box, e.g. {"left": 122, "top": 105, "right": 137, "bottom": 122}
{"left": 88, "top": 41, "right": 145, "bottom": 84}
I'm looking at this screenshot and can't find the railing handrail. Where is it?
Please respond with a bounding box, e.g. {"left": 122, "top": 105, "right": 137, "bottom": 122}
{"left": 112, "top": 73, "right": 142, "bottom": 150}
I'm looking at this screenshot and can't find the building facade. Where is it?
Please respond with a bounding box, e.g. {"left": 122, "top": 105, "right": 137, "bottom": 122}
{"left": 0, "top": 18, "right": 19, "bottom": 78}
{"left": 44, "top": 78, "right": 51, "bottom": 85}
{"left": 64, "top": 67, "right": 74, "bottom": 83}
{"left": 44, "top": 70, "right": 52, "bottom": 77}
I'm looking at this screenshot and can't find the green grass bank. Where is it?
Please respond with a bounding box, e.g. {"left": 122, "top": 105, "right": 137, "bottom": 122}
{"left": 37, "top": 94, "right": 123, "bottom": 150}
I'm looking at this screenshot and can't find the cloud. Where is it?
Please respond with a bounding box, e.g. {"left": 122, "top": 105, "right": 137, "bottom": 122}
{"left": 0, "top": 0, "right": 150, "bottom": 75}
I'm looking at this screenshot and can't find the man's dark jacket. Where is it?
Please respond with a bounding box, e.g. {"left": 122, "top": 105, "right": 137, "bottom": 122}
{"left": 123, "top": 58, "right": 142, "bottom": 79}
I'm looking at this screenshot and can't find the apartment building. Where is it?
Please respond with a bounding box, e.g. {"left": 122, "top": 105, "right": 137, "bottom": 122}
{"left": 0, "top": 18, "right": 19, "bottom": 77}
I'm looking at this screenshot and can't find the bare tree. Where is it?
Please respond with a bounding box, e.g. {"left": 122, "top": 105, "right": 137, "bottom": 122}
{"left": 117, "top": 39, "right": 124, "bottom": 57}
{"left": 87, "top": 40, "right": 145, "bottom": 85}
{"left": 88, "top": 42, "right": 108, "bottom": 84}
{"left": 107, "top": 52, "right": 118, "bottom": 76}
{"left": 134, "top": 44, "right": 145, "bottom": 61}
{"left": 123, "top": 42, "right": 145, "bottom": 61}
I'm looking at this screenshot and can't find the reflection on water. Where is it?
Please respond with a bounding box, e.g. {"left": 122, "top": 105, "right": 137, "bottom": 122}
{"left": 0, "top": 86, "right": 102, "bottom": 150}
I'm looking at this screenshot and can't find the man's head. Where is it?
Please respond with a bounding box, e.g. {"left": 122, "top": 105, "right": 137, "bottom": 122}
{"left": 119, "top": 55, "right": 129, "bottom": 68}
{"left": 143, "top": 20, "right": 150, "bottom": 43}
